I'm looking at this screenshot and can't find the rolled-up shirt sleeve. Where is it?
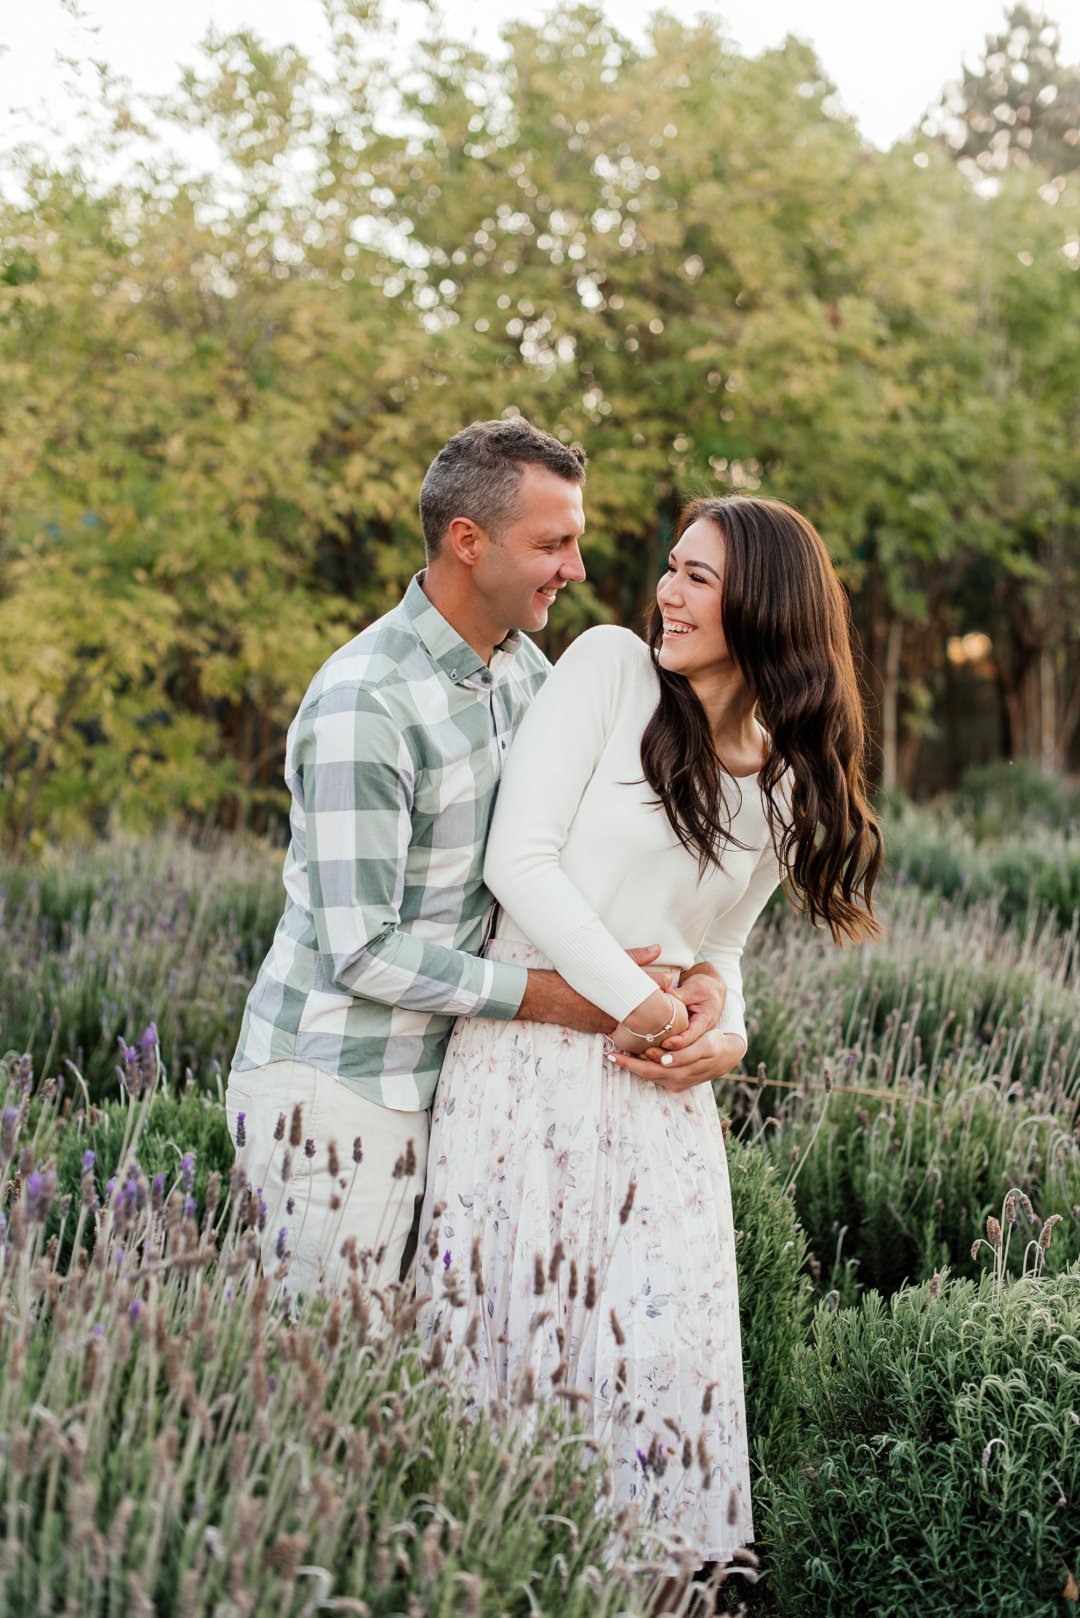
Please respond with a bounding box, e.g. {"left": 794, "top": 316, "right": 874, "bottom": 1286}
{"left": 297, "top": 685, "right": 527, "bottom": 1020}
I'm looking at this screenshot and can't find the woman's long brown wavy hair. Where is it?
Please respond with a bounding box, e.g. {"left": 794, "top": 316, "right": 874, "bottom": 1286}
{"left": 641, "top": 495, "right": 883, "bottom": 943}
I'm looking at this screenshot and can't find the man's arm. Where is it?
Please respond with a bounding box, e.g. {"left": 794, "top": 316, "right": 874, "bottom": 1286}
{"left": 519, "top": 946, "right": 670, "bottom": 1034}
{"left": 299, "top": 687, "right": 528, "bottom": 1020}
{"left": 298, "top": 686, "right": 666, "bottom": 1031}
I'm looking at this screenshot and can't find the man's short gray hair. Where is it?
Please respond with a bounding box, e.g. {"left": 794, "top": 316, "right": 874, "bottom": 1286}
{"left": 419, "top": 419, "right": 587, "bottom": 559}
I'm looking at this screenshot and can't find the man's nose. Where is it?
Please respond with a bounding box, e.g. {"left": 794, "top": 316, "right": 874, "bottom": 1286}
{"left": 559, "top": 541, "right": 587, "bottom": 583}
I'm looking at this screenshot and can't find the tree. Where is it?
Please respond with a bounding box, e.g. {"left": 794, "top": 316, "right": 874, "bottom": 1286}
{"left": 928, "top": 8, "right": 1080, "bottom": 771}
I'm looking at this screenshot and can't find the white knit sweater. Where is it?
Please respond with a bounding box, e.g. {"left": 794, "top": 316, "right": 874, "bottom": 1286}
{"left": 484, "top": 625, "right": 786, "bottom": 1054}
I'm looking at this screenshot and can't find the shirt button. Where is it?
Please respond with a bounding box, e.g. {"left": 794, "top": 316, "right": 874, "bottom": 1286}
{"left": 449, "top": 668, "right": 458, "bottom": 680}
{"left": 480, "top": 672, "right": 492, "bottom": 685}
{"left": 500, "top": 739, "right": 507, "bottom": 750}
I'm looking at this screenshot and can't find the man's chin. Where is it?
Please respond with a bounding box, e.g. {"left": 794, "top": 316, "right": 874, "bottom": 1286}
{"left": 519, "top": 599, "right": 551, "bottom": 632}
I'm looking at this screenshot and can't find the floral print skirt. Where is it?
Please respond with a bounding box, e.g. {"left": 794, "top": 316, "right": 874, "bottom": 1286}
{"left": 416, "top": 939, "right": 754, "bottom": 1565}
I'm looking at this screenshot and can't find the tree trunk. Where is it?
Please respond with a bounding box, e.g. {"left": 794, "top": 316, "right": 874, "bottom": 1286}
{"left": 879, "top": 618, "right": 903, "bottom": 796}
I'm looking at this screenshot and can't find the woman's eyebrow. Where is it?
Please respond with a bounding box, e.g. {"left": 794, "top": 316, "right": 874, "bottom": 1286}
{"left": 668, "top": 554, "right": 722, "bottom": 580}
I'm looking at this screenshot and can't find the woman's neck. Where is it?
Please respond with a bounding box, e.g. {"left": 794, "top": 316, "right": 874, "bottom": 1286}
{"left": 690, "top": 669, "right": 764, "bottom": 775}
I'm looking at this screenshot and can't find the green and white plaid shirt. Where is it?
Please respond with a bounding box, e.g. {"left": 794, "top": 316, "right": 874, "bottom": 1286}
{"left": 232, "top": 575, "right": 551, "bottom": 1110}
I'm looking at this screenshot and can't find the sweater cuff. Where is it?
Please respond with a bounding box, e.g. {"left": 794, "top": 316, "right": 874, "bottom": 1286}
{"left": 715, "top": 986, "right": 748, "bottom": 1055}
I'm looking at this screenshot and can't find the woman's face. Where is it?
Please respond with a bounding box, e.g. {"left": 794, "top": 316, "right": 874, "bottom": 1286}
{"left": 655, "top": 518, "right": 731, "bottom": 681}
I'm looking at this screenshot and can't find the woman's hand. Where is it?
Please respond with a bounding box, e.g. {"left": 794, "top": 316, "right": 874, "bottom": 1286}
{"left": 663, "top": 966, "right": 728, "bottom": 1052}
{"left": 614, "top": 1030, "right": 746, "bottom": 1091}
{"left": 610, "top": 989, "right": 689, "bottom": 1054}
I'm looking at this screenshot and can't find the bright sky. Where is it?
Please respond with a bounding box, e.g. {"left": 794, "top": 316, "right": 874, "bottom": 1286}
{"left": 2, "top": 0, "right": 1079, "bottom": 162}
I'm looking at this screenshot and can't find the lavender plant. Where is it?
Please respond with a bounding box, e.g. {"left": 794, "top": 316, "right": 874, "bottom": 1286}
{"left": 0, "top": 1048, "right": 789, "bottom": 1616}
{"left": 760, "top": 1263, "right": 1080, "bottom": 1618}
{"left": 0, "top": 835, "right": 280, "bottom": 1096}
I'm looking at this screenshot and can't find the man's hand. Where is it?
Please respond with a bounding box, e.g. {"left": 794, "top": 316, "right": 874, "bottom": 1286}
{"left": 613, "top": 1028, "right": 745, "bottom": 1092}
{"left": 518, "top": 946, "right": 673, "bottom": 1034}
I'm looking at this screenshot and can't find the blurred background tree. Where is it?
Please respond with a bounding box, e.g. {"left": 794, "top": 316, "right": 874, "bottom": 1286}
{"left": 2, "top": 2, "right": 1078, "bottom": 850}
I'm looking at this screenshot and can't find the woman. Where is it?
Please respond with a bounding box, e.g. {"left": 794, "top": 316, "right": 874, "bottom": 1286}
{"left": 416, "top": 495, "right": 882, "bottom": 1564}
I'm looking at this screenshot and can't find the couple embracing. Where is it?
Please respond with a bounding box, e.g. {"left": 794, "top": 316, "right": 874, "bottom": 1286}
{"left": 226, "top": 417, "right": 882, "bottom": 1567}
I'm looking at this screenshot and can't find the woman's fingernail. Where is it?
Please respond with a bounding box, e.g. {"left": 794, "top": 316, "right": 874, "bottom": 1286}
{"left": 660, "top": 1054, "right": 673, "bottom": 1067}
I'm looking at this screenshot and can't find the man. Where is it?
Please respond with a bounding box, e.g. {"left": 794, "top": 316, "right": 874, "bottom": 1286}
{"left": 227, "top": 418, "right": 729, "bottom": 1299}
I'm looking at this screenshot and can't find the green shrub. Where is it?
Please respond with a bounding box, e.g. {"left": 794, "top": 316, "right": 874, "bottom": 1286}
{"left": 742, "top": 885, "right": 1079, "bottom": 1097}
{"left": 744, "top": 1023, "right": 1080, "bottom": 1301}
{"left": 760, "top": 1266, "right": 1080, "bottom": 1618}
{"left": 727, "top": 1136, "right": 814, "bottom": 1476}
{"left": 954, "top": 759, "right": 1080, "bottom": 839}
{"left": 48, "top": 1066, "right": 236, "bottom": 1251}
{"left": 0, "top": 834, "right": 280, "bottom": 1096}
{"left": 880, "top": 796, "right": 1080, "bottom": 927}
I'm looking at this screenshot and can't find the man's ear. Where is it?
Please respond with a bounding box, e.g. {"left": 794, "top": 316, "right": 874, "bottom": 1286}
{"left": 443, "top": 516, "right": 487, "bottom": 567}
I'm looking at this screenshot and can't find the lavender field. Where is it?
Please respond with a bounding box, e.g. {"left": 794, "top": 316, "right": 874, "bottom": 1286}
{"left": 1, "top": 775, "right": 1079, "bottom": 1615}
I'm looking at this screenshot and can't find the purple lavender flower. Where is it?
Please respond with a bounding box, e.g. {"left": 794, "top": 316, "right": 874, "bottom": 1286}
{"left": 25, "top": 1171, "right": 55, "bottom": 1222}
{"left": 117, "top": 1038, "right": 140, "bottom": 1066}
{"left": 304, "top": 1138, "right": 316, "bottom": 1160}
{"left": 1, "top": 1107, "right": 18, "bottom": 1158}
{"left": 104, "top": 1177, "right": 116, "bottom": 1205}
{"left": 114, "top": 1246, "right": 124, "bottom": 1265}
{"left": 129, "top": 1299, "right": 142, "bottom": 1321}
{"left": 285, "top": 1197, "right": 295, "bottom": 1216}
{"left": 276, "top": 1227, "right": 288, "bottom": 1262}
{"left": 235, "top": 1112, "right": 247, "bottom": 1150}
{"left": 181, "top": 1153, "right": 195, "bottom": 1193}
{"left": 137, "top": 1024, "right": 158, "bottom": 1053}
{"left": 443, "top": 1249, "right": 452, "bottom": 1270}
{"left": 183, "top": 1195, "right": 197, "bottom": 1222}
{"left": 82, "top": 1150, "right": 95, "bottom": 1173}
{"left": 636, "top": 1448, "right": 649, "bottom": 1472}
{"left": 257, "top": 1192, "right": 267, "bottom": 1233}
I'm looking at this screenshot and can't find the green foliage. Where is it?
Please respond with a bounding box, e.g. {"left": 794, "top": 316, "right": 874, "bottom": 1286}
{"left": 727, "top": 1139, "right": 814, "bottom": 1476}
{"left": 50, "top": 1078, "right": 236, "bottom": 1236}
{"left": 761, "top": 1269, "right": 1080, "bottom": 1617}
{"left": 882, "top": 794, "right": 1080, "bottom": 926}
{"left": 0, "top": 835, "right": 280, "bottom": 1096}
{"left": 1, "top": 10, "right": 1079, "bottom": 844}
{"left": 756, "top": 1052, "right": 1080, "bottom": 1303}
{"left": 744, "top": 877, "right": 1079, "bottom": 1092}
{"left": 0, "top": 1055, "right": 692, "bottom": 1618}
{"left": 954, "top": 758, "right": 1080, "bottom": 837}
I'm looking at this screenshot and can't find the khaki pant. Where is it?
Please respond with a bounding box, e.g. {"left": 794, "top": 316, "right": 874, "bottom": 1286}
{"left": 225, "top": 1061, "right": 429, "bottom": 1303}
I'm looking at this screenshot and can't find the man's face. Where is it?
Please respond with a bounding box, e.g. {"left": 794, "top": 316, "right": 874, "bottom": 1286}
{"left": 476, "top": 464, "right": 587, "bottom": 635}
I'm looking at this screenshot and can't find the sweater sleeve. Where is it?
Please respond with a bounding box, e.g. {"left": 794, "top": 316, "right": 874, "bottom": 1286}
{"left": 695, "top": 839, "right": 784, "bottom": 1057}
{"left": 483, "top": 627, "right": 662, "bottom": 1021}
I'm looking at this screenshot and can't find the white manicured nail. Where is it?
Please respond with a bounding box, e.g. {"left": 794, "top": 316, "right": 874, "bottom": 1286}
{"left": 660, "top": 1054, "right": 673, "bottom": 1067}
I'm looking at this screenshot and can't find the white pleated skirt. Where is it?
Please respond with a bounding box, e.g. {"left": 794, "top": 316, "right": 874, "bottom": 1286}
{"left": 415, "top": 939, "right": 754, "bottom": 1566}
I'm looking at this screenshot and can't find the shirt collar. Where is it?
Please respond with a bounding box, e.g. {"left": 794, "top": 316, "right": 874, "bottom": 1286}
{"left": 402, "top": 573, "right": 523, "bottom": 687}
